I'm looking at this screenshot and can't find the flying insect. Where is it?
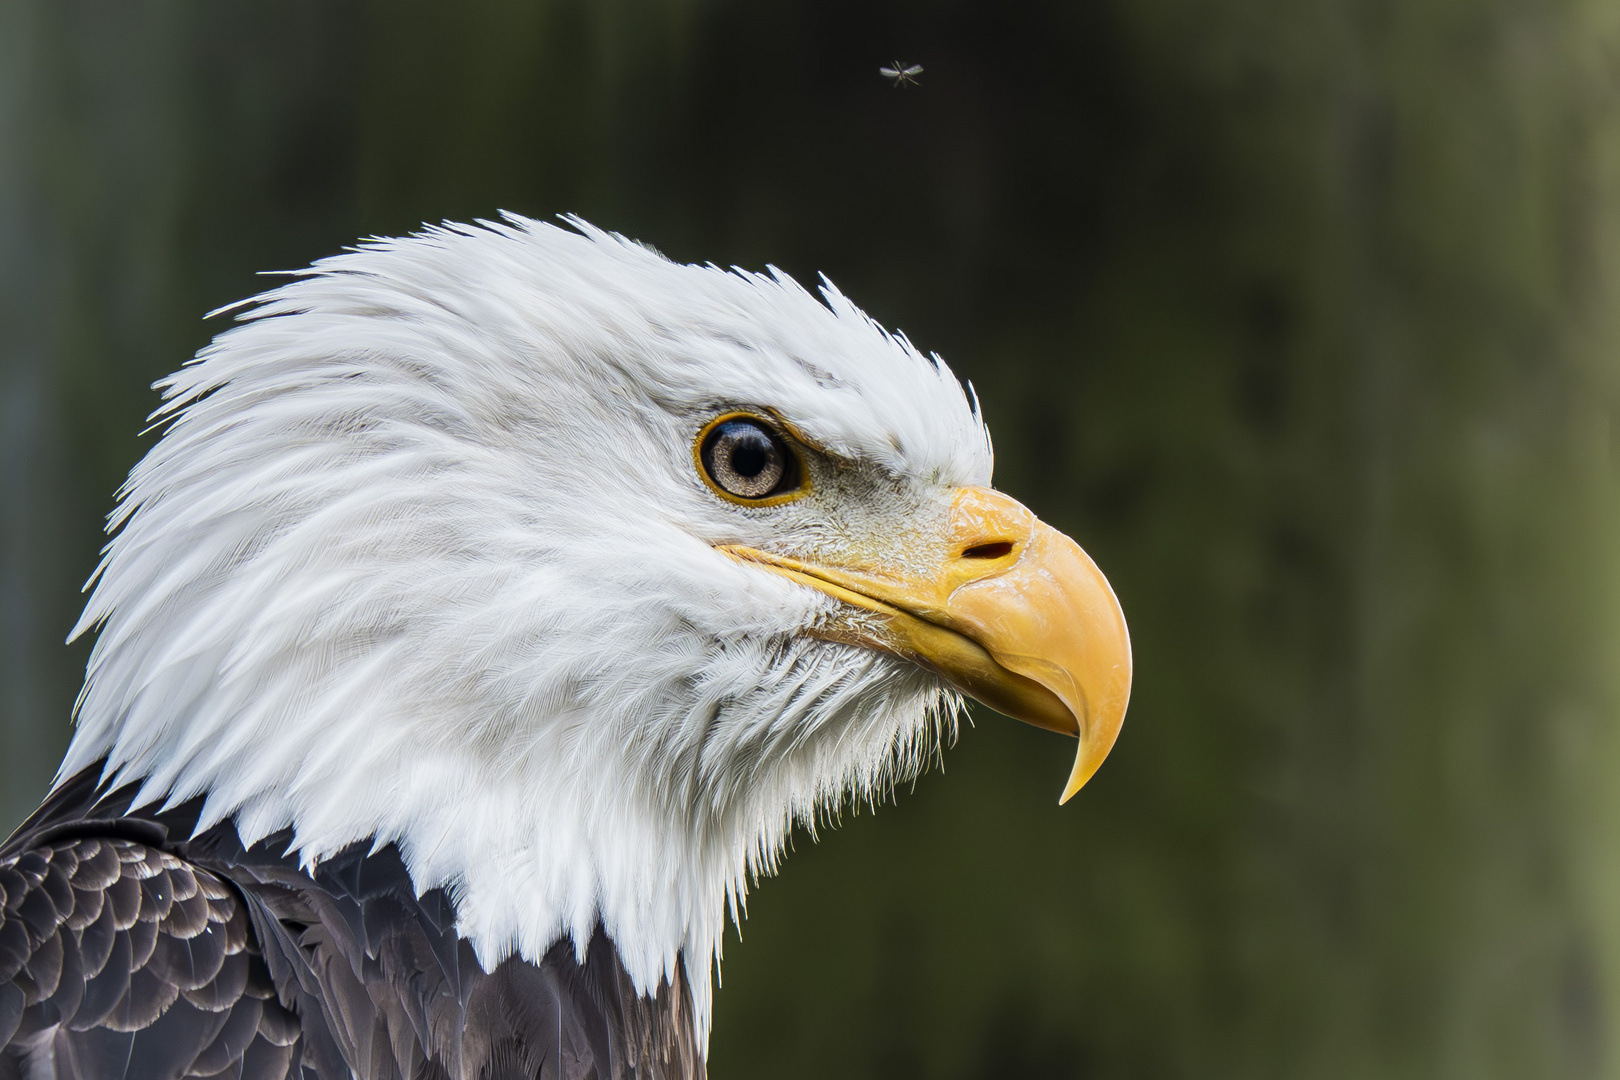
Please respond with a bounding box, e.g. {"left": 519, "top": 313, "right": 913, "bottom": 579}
{"left": 880, "top": 61, "right": 923, "bottom": 87}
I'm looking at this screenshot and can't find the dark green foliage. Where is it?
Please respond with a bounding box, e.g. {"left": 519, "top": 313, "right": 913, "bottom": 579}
{"left": 4, "top": 1, "right": 1618, "bottom": 1076}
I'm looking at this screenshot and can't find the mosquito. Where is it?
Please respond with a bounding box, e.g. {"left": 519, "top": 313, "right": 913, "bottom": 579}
{"left": 879, "top": 61, "right": 923, "bottom": 88}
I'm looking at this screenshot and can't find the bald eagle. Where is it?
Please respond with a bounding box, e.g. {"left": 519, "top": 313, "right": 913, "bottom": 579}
{"left": 0, "top": 217, "right": 1130, "bottom": 1079}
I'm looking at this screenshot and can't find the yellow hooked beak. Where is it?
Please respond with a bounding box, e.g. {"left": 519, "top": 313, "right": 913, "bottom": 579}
{"left": 720, "top": 487, "right": 1131, "bottom": 802}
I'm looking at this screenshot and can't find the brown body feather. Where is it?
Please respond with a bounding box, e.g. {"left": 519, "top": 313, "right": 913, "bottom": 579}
{"left": 1, "top": 766, "right": 702, "bottom": 1080}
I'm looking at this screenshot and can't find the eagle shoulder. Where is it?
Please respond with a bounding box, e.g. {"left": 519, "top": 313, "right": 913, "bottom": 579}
{"left": 3, "top": 766, "right": 704, "bottom": 1080}
{"left": 0, "top": 835, "right": 298, "bottom": 1080}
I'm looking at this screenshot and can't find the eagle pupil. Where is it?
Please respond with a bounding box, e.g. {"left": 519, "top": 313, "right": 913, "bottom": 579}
{"left": 731, "top": 437, "right": 768, "bottom": 478}
{"left": 702, "top": 416, "right": 798, "bottom": 500}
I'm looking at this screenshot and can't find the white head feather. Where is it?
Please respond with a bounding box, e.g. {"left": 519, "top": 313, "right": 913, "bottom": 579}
{"left": 60, "top": 214, "right": 994, "bottom": 1041}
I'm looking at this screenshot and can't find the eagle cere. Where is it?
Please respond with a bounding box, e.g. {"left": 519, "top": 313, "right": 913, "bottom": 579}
{"left": 1, "top": 216, "right": 1132, "bottom": 1079}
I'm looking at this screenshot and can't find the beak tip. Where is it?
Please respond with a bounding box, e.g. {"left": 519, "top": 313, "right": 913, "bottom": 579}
{"left": 1058, "top": 745, "right": 1095, "bottom": 805}
{"left": 1057, "top": 703, "right": 1127, "bottom": 805}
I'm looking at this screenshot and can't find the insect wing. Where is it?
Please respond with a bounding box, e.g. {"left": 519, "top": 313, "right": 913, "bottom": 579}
{"left": 879, "top": 61, "right": 923, "bottom": 86}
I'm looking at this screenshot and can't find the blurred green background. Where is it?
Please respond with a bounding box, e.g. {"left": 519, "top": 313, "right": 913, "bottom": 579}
{"left": 6, "top": 1, "right": 1620, "bottom": 1077}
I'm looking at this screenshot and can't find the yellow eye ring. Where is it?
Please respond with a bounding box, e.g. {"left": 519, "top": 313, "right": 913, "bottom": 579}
{"left": 693, "top": 412, "right": 813, "bottom": 507}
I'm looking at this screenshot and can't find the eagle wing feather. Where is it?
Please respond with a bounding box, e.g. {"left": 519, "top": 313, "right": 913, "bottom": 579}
{"left": 2, "top": 766, "right": 703, "bottom": 1080}
{"left": 0, "top": 836, "right": 297, "bottom": 1080}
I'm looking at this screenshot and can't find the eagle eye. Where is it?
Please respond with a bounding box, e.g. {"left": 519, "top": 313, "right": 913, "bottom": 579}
{"left": 696, "top": 414, "right": 806, "bottom": 504}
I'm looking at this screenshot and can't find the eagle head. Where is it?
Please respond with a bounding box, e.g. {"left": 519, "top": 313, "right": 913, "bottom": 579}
{"left": 59, "top": 215, "right": 1131, "bottom": 1040}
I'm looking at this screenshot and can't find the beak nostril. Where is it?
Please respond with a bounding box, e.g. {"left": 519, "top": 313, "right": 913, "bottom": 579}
{"left": 961, "top": 541, "right": 1014, "bottom": 560}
